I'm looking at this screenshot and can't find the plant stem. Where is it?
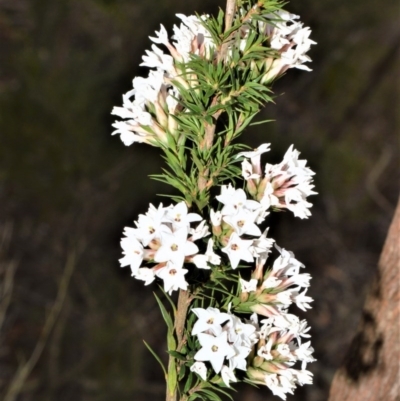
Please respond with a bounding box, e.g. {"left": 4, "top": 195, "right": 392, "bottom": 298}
{"left": 166, "top": 290, "right": 192, "bottom": 401}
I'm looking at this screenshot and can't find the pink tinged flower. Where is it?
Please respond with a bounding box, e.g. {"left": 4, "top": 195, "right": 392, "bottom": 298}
{"left": 135, "top": 267, "right": 156, "bottom": 285}
{"left": 223, "top": 209, "right": 262, "bottom": 237}
{"left": 250, "top": 303, "right": 280, "bottom": 318}
{"left": 154, "top": 228, "right": 199, "bottom": 268}
{"left": 192, "top": 239, "right": 221, "bottom": 269}
{"left": 258, "top": 338, "right": 275, "bottom": 361}
{"left": 156, "top": 263, "right": 188, "bottom": 294}
{"left": 259, "top": 317, "right": 275, "bottom": 339}
{"left": 165, "top": 201, "right": 202, "bottom": 230}
{"left": 276, "top": 290, "right": 294, "bottom": 306}
{"left": 241, "top": 159, "right": 260, "bottom": 180}
{"left": 191, "top": 307, "right": 231, "bottom": 336}
{"left": 221, "top": 365, "right": 237, "bottom": 387}
{"left": 190, "top": 362, "right": 207, "bottom": 381}
{"left": 221, "top": 233, "right": 254, "bottom": 270}
{"left": 262, "top": 276, "right": 282, "bottom": 289}
{"left": 194, "top": 331, "right": 235, "bottom": 374}
{"left": 240, "top": 278, "right": 258, "bottom": 293}
{"left": 119, "top": 236, "right": 144, "bottom": 276}
{"left": 236, "top": 143, "right": 271, "bottom": 176}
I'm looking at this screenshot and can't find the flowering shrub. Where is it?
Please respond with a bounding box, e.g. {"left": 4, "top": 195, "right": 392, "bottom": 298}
{"left": 111, "top": 1, "right": 316, "bottom": 400}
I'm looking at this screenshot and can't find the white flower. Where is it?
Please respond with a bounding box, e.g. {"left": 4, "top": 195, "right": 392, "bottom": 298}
{"left": 221, "top": 232, "right": 254, "bottom": 270}
{"left": 277, "top": 344, "right": 292, "bottom": 358}
{"left": 119, "top": 235, "right": 144, "bottom": 276}
{"left": 223, "top": 208, "right": 262, "bottom": 237}
{"left": 291, "top": 288, "right": 313, "bottom": 311}
{"left": 240, "top": 278, "right": 258, "bottom": 293}
{"left": 291, "top": 368, "right": 313, "bottom": 385}
{"left": 236, "top": 143, "right": 271, "bottom": 177}
{"left": 265, "top": 372, "right": 296, "bottom": 400}
{"left": 134, "top": 205, "right": 170, "bottom": 246}
{"left": 258, "top": 338, "right": 274, "bottom": 360}
{"left": 156, "top": 262, "right": 188, "bottom": 294}
{"left": 192, "top": 239, "right": 221, "bottom": 269}
{"left": 217, "top": 184, "right": 261, "bottom": 216}
{"left": 293, "top": 341, "right": 316, "bottom": 369}
{"left": 172, "top": 14, "right": 215, "bottom": 60}
{"left": 191, "top": 307, "right": 231, "bottom": 336}
{"left": 165, "top": 201, "right": 202, "bottom": 230}
{"left": 253, "top": 228, "right": 275, "bottom": 265}
{"left": 228, "top": 344, "right": 252, "bottom": 371}
{"left": 260, "top": 145, "right": 316, "bottom": 219}
{"left": 273, "top": 246, "right": 304, "bottom": 276}
{"left": 190, "top": 362, "right": 207, "bottom": 381}
{"left": 149, "top": 24, "right": 170, "bottom": 47}
{"left": 241, "top": 159, "right": 260, "bottom": 180}
{"left": 224, "top": 314, "right": 257, "bottom": 347}
{"left": 132, "top": 69, "right": 165, "bottom": 106}
{"left": 194, "top": 331, "right": 235, "bottom": 374}
{"left": 135, "top": 267, "right": 156, "bottom": 285}
{"left": 140, "top": 44, "right": 174, "bottom": 72}
{"left": 210, "top": 209, "right": 222, "bottom": 226}
{"left": 221, "top": 365, "right": 237, "bottom": 387}
{"left": 154, "top": 227, "right": 199, "bottom": 268}
{"left": 262, "top": 276, "right": 282, "bottom": 289}
{"left": 189, "top": 220, "right": 210, "bottom": 241}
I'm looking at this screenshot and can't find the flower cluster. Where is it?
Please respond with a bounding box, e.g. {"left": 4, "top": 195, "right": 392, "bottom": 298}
{"left": 189, "top": 306, "right": 315, "bottom": 399}
{"left": 111, "top": 14, "right": 215, "bottom": 147}
{"left": 190, "top": 307, "right": 258, "bottom": 386}
{"left": 119, "top": 201, "right": 216, "bottom": 294}
{"left": 246, "top": 312, "right": 315, "bottom": 400}
{"left": 261, "top": 10, "right": 316, "bottom": 81}
{"left": 113, "top": 4, "right": 318, "bottom": 400}
{"left": 111, "top": 10, "right": 315, "bottom": 148}
{"left": 238, "top": 143, "right": 316, "bottom": 219}
{"left": 242, "top": 246, "right": 313, "bottom": 316}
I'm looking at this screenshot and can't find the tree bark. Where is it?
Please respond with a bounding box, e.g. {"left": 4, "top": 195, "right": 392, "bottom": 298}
{"left": 328, "top": 197, "right": 400, "bottom": 401}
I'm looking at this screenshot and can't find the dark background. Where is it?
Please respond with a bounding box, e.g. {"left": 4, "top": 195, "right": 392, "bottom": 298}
{"left": 0, "top": 0, "right": 398, "bottom": 400}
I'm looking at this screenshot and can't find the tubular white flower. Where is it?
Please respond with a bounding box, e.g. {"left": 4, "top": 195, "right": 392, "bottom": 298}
{"left": 190, "top": 361, "right": 208, "bottom": 381}
{"left": 156, "top": 262, "right": 188, "bottom": 294}
{"left": 194, "top": 331, "right": 235, "bottom": 374}
{"left": 221, "top": 232, "right": 254, "bottom": 270}
{"left": 191, "top": 307, "right": 231, "bottom": 336}
{"left": 154, "top": 227, "right": 199, "bottom": 268}
{"left": 221, "top": 365, "right": 237, "bottom": 387}
{"left": 240, "top": 278, "right": 258, "bottom": 293}
{"left": 119, "top": 234, "right": 144, "bottom": 276}
{"left": 192, "top": 239, "right": 221, "bottom": 269}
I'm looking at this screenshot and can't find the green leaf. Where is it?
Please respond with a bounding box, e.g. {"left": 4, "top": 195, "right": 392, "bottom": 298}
{"left": 143, "top": 340, "right": 167, "bottom": 378}
{"left": 167, "top": 350, "right": 187, "bottom": 361}
{"left": 153, "top": 292, "right": 174, "bottom": 333}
